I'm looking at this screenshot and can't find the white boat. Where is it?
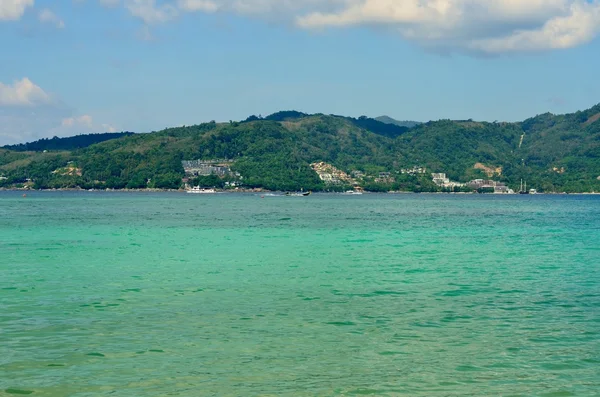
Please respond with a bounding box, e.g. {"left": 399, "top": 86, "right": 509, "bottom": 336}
{"left": 343, "top": 190, "right": 363, "bottom": 195}
{"left": 186, "top": 186, "right": 216, "bottom": 194}
{"left": 285, "top": 191, "right": 311, "bottom": 197}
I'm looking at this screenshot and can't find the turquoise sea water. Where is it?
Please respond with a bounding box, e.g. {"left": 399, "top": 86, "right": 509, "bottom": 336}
{"left": 1, "top": 192, "right": 599, "bottom": 396}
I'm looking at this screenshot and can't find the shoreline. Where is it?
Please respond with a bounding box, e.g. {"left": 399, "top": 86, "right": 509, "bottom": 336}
{"left": 2, "top": 187, "right": 599, "bottom": 195}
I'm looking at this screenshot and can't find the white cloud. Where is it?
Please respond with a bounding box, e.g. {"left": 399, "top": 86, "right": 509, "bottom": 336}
{"left": 54, "top": 115, "right": 117, "bottom": 136}
{"left": 0, "top": 78, "right": 117, "bottom": 145}
{"left": 0, "top": 110, "right": 119, "bottom": 145}
{"left": 125, "top": 0, "right": 178, "bottom": 24}
{"left": 0, "top": 78, "right": 53, "bottom": 106}
{"left": 61, "top": 115, "right": 94, "bottom": 128}
{"left": 295, "top": 0, "right": 600, "bottom": 53}
{"left": 468, "top": 1, "right": 600, "bottom": 52}
{"left": 0, "top": 0, "right": 34, "bottom": 20}
{"left": 38, "top": 8, "right": 65, "bottom": 29}
{"left": 118, "top": 0, "right": 600, "bottom": 53}
{"left": 177, "top": 0, "right": 218, "bottom": 13}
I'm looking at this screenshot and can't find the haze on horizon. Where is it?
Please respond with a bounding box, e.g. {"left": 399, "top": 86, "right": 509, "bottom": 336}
{"left": 1, "top": 0, "right": 599, "bottom": 145}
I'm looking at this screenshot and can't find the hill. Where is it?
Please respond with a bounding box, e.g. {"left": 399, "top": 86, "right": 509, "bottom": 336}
{"left": 375, "top": 116, "right": 421, "bottom": 128}
{"left": 1, "top": 106, "right": 599, "bottom": 193}
{"left": 2, "top": 132, "right": 135, "bottom": 152}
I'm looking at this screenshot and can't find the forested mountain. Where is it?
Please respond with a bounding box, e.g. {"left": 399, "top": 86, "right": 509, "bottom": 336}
{"left": 2, "top": 132, "right": 135, "bottom": 152}
{"left": 1, "top": 105, "right": 599, "bottom": 192}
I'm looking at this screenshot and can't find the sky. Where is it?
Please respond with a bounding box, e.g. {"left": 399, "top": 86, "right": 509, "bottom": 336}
{"left": 1, "top": 0, "right": 600, "bottom": 145}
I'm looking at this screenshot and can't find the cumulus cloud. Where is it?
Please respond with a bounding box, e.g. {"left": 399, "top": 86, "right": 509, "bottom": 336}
{"left": 0, "top": 0, "right": 34, "bottom": 20}
{"left": 125, "top": 0, "right": 178, "bottom": 24}
{"left": 177, "top": 0, "right": 218, "bottom": 13}
{"left": 61, "top": 114, "right": 93, "bottom": 128}
{"left": 0, "top": 78, "right": 117, "bottom": 145}
{"left": 38, "top": 8, "right": 65, "bottom": 28}
{"left": 118, "top": 0, "right": 600, "bottom": 53}
{"left": 0, "top": 78, "right": 53, "bottom": 106}
{"left": 296, "top": 0, "right": 600, "bottom": 53}
{"left": 1, "top": 109, "right": 118, "bottom": 145}
{"left": 55, "top": 114, "right": 117, "bottom": 134}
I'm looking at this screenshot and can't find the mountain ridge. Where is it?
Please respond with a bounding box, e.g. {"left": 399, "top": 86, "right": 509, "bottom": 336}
{"left": 1, "top": 104, "right": 599, "bottom": 193}
{"left": 375, "top": 116, "right": 421, "bottom": 128}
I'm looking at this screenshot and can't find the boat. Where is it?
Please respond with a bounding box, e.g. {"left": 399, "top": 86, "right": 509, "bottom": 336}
{"left": 519, "top": 179, "right": 529, "bottom": 195}
{"left": 186, "top": 186, "right": 216, "bottom": 194}
{"left": 342, "top": 190, "right": 363, "bottom": 195}
{"left": 285, "top": 191, "right": 311, "bottom": 197}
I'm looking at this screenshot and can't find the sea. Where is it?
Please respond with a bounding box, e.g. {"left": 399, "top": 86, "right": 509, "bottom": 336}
{"left": 1, "top": 191, "right": 599, "bottom": 396}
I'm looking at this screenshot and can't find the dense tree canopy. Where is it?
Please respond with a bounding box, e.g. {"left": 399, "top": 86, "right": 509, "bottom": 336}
{"left": 2, "top": 132, "right": 135, "bottom": 152}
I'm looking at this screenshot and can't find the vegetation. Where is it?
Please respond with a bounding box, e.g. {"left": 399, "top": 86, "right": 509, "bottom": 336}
{"left": 2, "top": 132, "right": 135, "bottom": 152}
{"left": 1, "top": 105, "right": 600, "bottom": 193}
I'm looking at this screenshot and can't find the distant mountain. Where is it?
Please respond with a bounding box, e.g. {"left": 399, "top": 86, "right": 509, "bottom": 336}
{"left": 2, "top": 132, "right": 135, "bottom": 152}
{"left": 1, "top": 105, "right": 599, "bottom": 193}
{"left": 246, "top": 111, "right": 409, "bottom": 138}
{"left": 375, "top": 116, "right": 421, "bottom": 128}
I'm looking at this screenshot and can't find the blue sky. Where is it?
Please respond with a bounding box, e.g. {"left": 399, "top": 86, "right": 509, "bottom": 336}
{"left": 1, "top": 0, "right": 600, "bottom": 144}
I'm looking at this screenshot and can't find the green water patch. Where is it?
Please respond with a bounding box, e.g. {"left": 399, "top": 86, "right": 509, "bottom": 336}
{"left": 485, "top": 362, "right": 517, "bottom": 369}
{"left": 149, "top": 349, "right": 164, "bottom": 353}
{"left": 378, "top": 351, "right": 406, "bottom": 356}
{"left": 440, "top": 314, "right": 473, "bottom": 323}
{"left": 5, "top": 389, "right": 34, "bottom": 395}
{"left": 121, "top": 288, "right": 142, "bottom": 292}
{"left": 47, "top": 364, "right": 65, "bottom": 367}
{"left": 347, "top": 388, "right": 381, "bottom": 395}
{"left": 326, "top": 321, "right": 356, "bottom": 326}
{"left": 437, "top": 288, "right": 480, "bottom": 297}
{"left": 86, "top": 352, "right": 105, "bottom": 357}
{"left": 392, "top": 333, "right": 421, "bottom": 340}
{"left": 403, "top": 268, "right": 431, "bottom": 274}
{"left": 498, "top": 289, "right": 527, "bottom": 294}
{"left": 455, "top": 365, "right": 484, "bottom": 372}
{"left": 412, "top": 321, "right": 442, "bottom": 328}
{"left": 581, "top": 358, "right": 600, "bottom": 364}
{"left": 344, "top": 290, "right": 408, "bottom": 298}
{"left": 540, "top": 362, "right": 583, "bottom": 370}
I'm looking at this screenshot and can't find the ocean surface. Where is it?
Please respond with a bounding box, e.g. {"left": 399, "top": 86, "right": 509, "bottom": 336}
{"left": 1, "top": 191, "right": 599, "bottom": 396}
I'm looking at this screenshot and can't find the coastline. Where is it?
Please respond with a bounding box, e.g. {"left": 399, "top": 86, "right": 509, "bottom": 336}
{"left": 2, "top": 187, "right": 599, "bottom": 195}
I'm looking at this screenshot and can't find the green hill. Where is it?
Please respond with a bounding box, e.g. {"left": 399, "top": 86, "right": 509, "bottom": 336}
{"left": 375, "top": 116, "right": 421, "bottom": 128}
{"left": 2, "top": 132, "right": 135, "bottom": 152}
{"left": 1, "top": 105, "right": 599, "bottom": 192}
